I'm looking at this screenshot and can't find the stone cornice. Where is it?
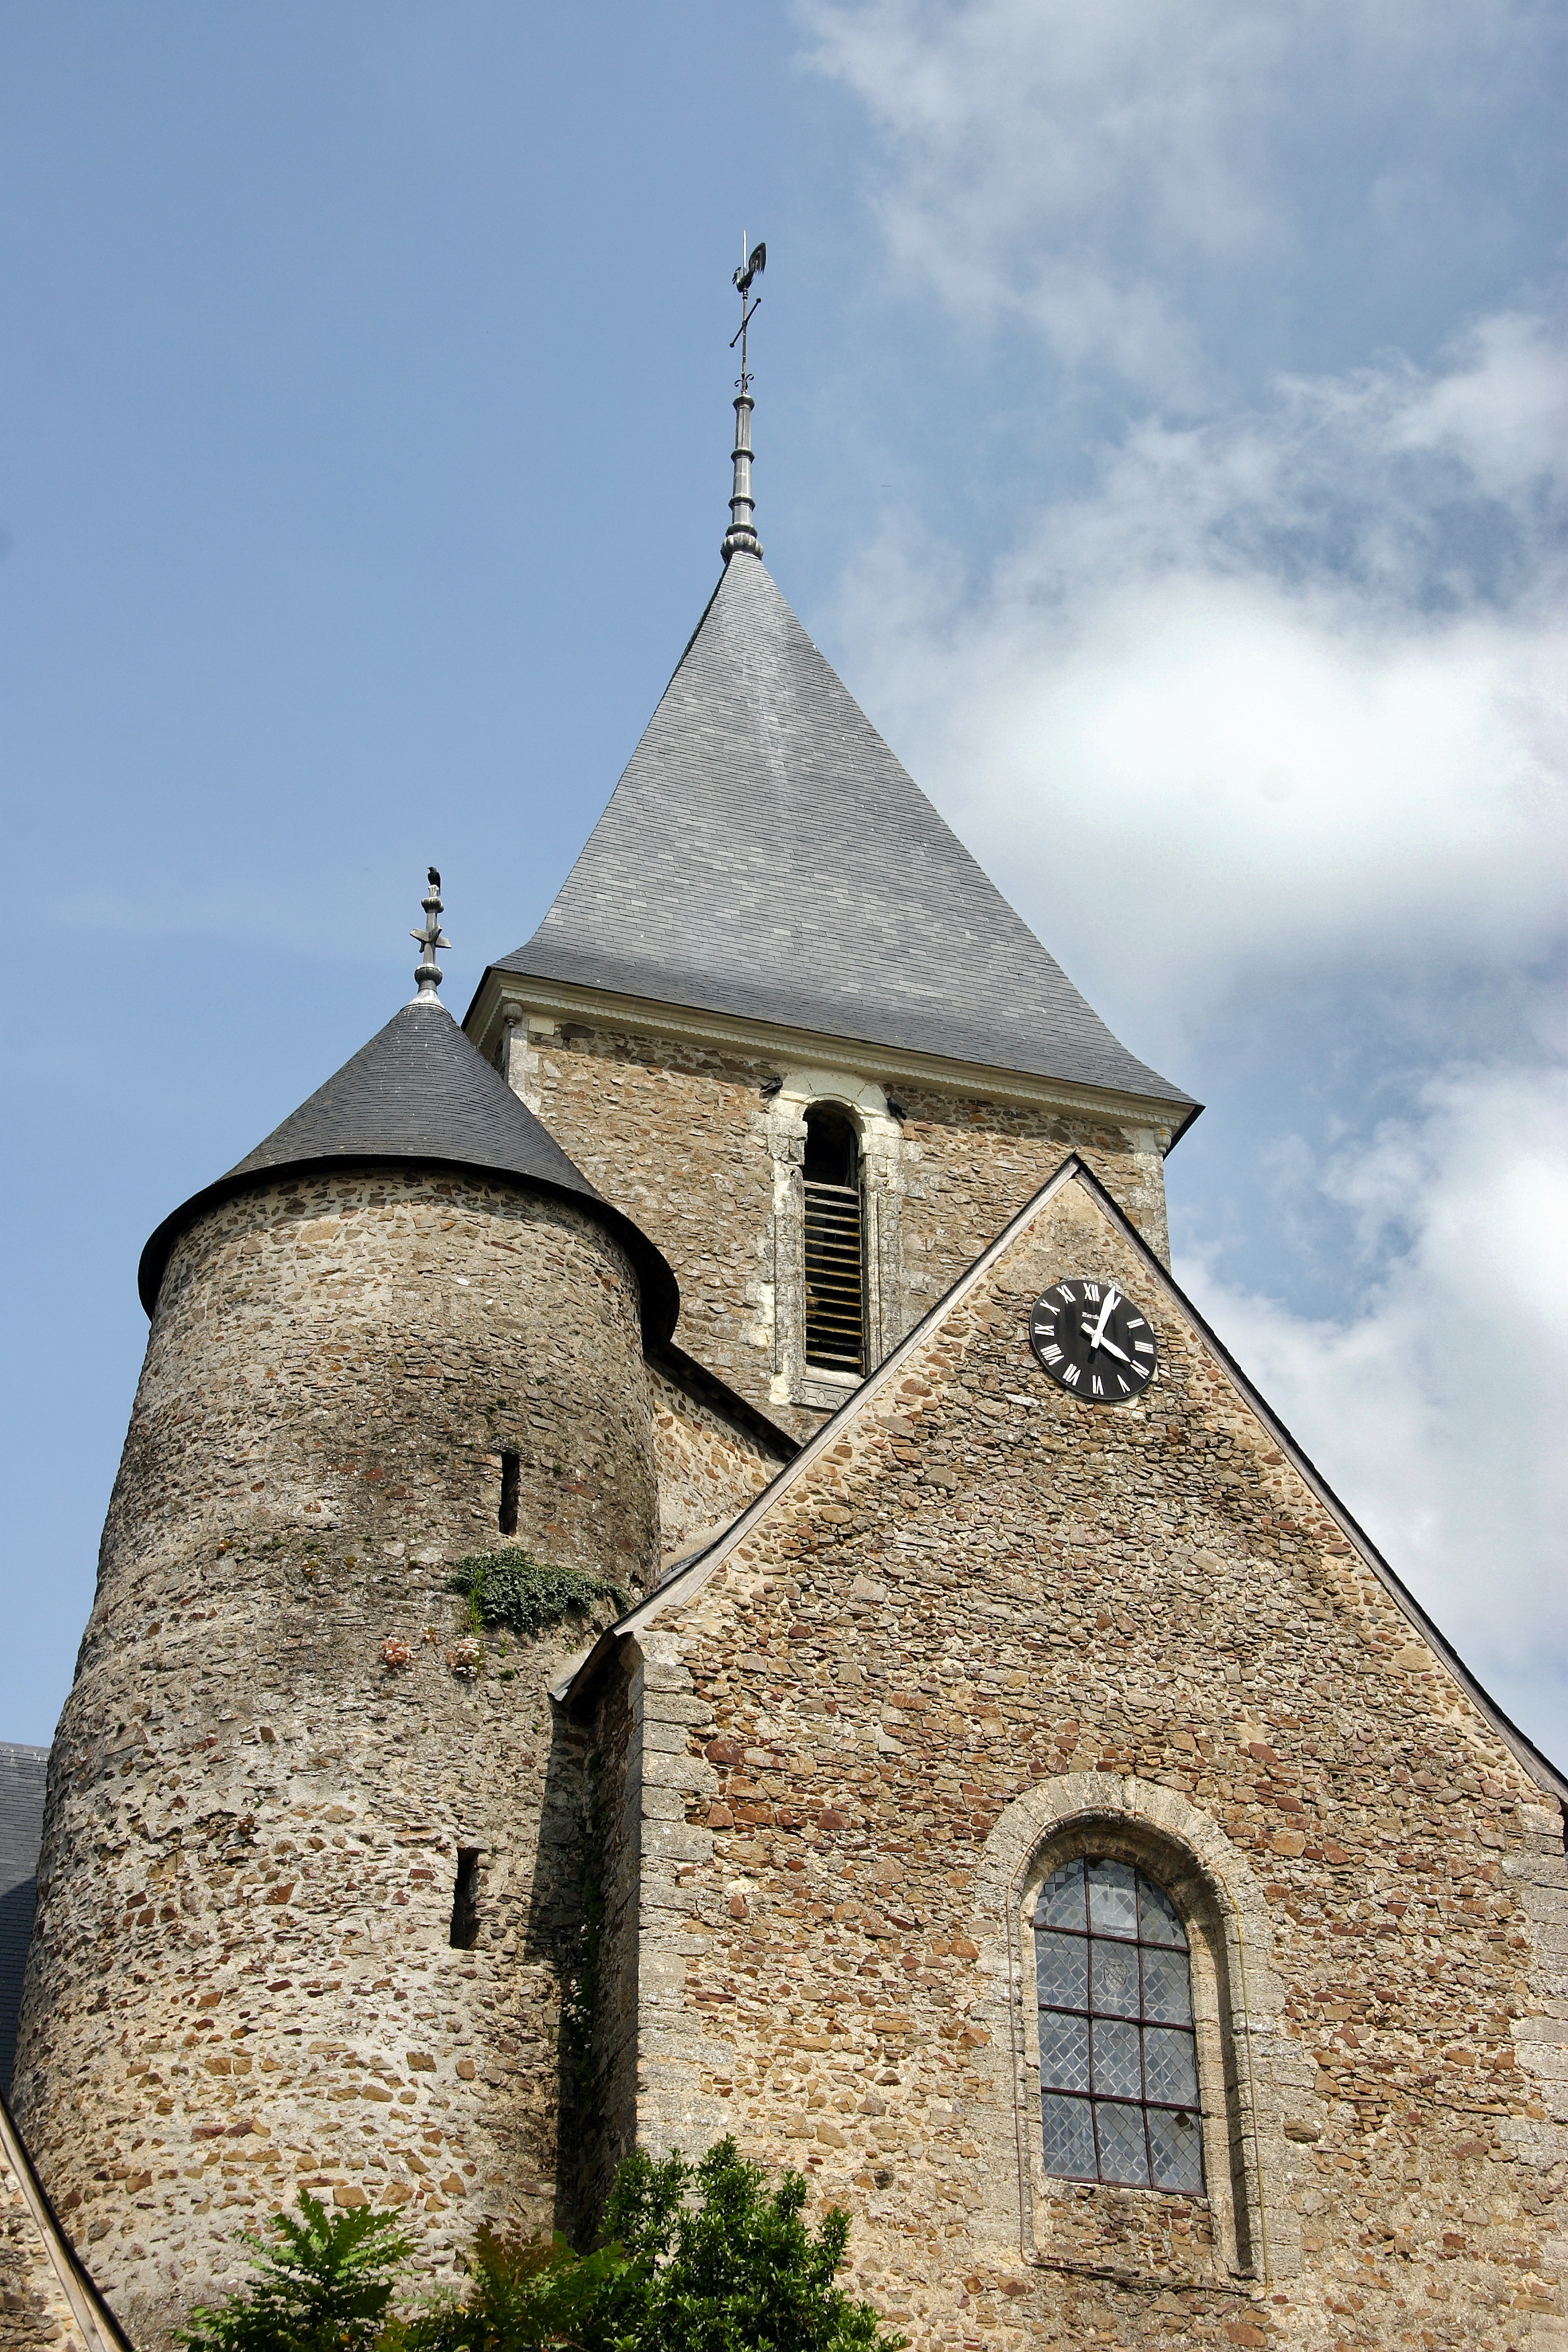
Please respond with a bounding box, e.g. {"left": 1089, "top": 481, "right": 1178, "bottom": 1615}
{"left": 464, "top": 969, "right": 1193, "bottom": 1149}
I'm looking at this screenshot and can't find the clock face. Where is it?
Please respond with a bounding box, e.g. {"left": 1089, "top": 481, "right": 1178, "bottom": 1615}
{"left": 1028, "top": 1278, "right": 1159, "bottom": 1405}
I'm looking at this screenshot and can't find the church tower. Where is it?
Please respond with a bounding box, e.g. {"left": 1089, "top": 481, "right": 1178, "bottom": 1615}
{"left": 5, "top": 276, "right": 1565, "bottom": 2352}
{"left": 464, "top": 301, "right": 1195, "bottom": 1440}
{"left": 11, "top": 889, "right": 673, "bottom": 2345}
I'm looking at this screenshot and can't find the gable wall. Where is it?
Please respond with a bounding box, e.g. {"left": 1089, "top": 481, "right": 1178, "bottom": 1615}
{"left": 601, "top": 1171, "right": 1567, "bottom": 2349}
{"left": 499, "top": 1016, "right": 1171, "bottom": 1444}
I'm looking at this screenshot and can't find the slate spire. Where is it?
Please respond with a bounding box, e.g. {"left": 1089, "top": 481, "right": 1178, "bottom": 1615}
{"left": 483, "top": 553, "right": 1196, "bottom": 1120}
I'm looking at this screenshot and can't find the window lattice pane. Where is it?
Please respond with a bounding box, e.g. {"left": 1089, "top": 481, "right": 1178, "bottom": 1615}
{"left": 1138, "top": 1875, "right": 1187, "bottom": 1949}
{"left": 1041, "top": 2094, "right": 1097, "bottom": 2180}
{"left": 1038, "top": 2011, "right": 1091, "bottom": 2094}
{"left": 1090, "top": 1936, "right": 1140, "bottom": 2018}
{"left": 1092, "top": 2016, "right": 1142, "bottom": 2100}
{"left": 1035, "top": 1861, "right": 1205, "bottom": 2198}
{"left": 1036, "top": 1932, "right": 1088, "bottom": 2011}
{"left": 1142, "top": 1943, "right": 1193, "bottom": 2025}
{"left": 1144, "top": 2026, "right": 1199, "bottom": 2107}
{"left": 1095, "top": 2100, "right": 1151, "bottom": 2188}
{"left": 1087, "top": 1859, "right": 1139, "bottom": 1937}
{"left": 1036, "top": 1859, "right": 1087, "bottom": 1930}
{"left": 1148, "top": 2106, "right": 1204, "bottom": 2194}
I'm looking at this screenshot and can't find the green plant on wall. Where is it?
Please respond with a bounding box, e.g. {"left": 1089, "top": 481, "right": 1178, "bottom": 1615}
{"left": 449, "top": 1546, "right": 625, "bottom": 1643}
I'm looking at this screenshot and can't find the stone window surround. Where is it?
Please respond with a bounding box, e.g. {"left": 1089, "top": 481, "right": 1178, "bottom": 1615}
{"left": 762, "top": 1067, "right": 903, "bottom": 1416}
{"left": 974, "top": 1773, "right": 1311, "bottom": 2286}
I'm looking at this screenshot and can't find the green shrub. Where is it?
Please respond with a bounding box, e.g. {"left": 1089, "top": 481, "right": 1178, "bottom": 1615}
{"left": 400, "top": 2230, "right": 636, "bottom": 2351}
{"left": 182, "top": 2141, "right": 903, "bottom": 2352}
{"left": 448, "top": 1547, "right": 624, "bottom": 1642}
{"left": 177, "top": 2193, "right": 411, "bottom": 2352}
{"left": 407, "top": 2138, "right": 903, "bottom": 2352}
{"left": 599, "top": 2136, "right": 905, "bottom": 2352}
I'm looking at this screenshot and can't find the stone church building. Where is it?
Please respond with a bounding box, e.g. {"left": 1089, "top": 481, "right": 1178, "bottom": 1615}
{"left": 3, "top": 380, "right": 1565, "bottom": 2352}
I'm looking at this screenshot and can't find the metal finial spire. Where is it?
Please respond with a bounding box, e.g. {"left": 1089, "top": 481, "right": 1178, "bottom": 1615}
{"left": 410, "top": 867, "right": 451, "bottom": 1001}
{"left": 721, "top": 233, "right": 766, "bottom": 562}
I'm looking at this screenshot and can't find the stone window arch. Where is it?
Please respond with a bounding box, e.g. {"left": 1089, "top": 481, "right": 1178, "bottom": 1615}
{"left": 972, "top": 1775, "right": 1312, "bottom": 2286}
{"left": 763, "top": 1070, "right": 904, "bottom": 1415}
{"left": 1018, "top": 1812, "right": 1273, "bottom": 2277}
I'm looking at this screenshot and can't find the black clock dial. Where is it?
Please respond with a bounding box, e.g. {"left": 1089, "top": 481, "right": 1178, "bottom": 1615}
{"left": 1028, "top": 1278, "right": 1159, "bottom": 1405}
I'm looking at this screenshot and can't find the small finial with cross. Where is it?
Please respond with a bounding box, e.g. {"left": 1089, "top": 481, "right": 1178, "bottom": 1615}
{"left": 411, "top": 867, "right": 451, "bottom": 1001}
{"left": 722, "top": 234, "right": 767, "bottom": 562}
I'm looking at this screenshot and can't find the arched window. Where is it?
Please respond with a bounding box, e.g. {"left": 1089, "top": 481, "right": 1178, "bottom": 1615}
{"left": 802, "top": 1104, "right": 865, "bottom": 1375}
{"left": 1034, "top": 1856, "right": 1204, "bottom": 2194}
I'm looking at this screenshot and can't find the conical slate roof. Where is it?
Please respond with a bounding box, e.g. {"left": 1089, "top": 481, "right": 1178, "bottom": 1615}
{"left": 138, "top": 997, "right": 679, "bottom": 1338}
{"left": 485, "top": 554, "right": 1195, "bottom": 1116}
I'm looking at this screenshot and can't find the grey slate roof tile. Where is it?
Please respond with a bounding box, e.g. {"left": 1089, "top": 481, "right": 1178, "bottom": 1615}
{"left": 0, "top": 1743, "right": 47, "bottom": 2096}
{"left": 138, "top": 1000, "right": 679, "bottom": 1340}
{"left": 485, "top": 554, "right": 1195, "bottom": 1114}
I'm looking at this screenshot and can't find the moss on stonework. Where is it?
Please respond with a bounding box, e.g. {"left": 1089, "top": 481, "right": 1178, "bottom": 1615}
{"left": 449, "top": 1547, "right": 625, "bottom": 1641}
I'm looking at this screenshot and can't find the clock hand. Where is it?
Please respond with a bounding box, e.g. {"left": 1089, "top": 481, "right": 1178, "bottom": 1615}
{"left": 1091, "top": 1333, "right": 1132, "bottom": 1364}
{"left": 1083, "top": 1287, "right": 1120, "bottom": 1351}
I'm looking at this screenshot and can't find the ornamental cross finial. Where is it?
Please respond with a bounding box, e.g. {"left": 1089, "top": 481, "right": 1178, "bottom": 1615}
{"left": 721, "top": 233, "right": 766, "bottom": 562}
{"left": 411, "top": 867, "right": 451, "bottom": 1001}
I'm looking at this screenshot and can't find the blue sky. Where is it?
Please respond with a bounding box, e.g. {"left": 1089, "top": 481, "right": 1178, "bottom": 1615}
{"left": 2, "top": 2, "right": 1564, "bottom": 1759}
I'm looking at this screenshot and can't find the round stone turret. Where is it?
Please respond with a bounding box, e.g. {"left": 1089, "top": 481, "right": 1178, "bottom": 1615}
{"left": 13, "top": 989, "right": 672, "bottom": 2346}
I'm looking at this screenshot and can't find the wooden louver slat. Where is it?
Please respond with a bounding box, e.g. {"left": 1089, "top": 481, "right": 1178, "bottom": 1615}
{"left": 803, "top": 1177, "right": 866, "bottom": 1374}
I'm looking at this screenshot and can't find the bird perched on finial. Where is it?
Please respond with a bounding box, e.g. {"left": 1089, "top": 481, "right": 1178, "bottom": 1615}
{"left": 411, "top": 869, "right": 451, "bottom": 1002}
{"left": 734, "top": 240, "right": 765, "bottom": 295}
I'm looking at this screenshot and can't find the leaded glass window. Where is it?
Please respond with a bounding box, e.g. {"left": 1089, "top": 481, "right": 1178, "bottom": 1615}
{"left": 1034, "top": 1857, "right": 1204, "bottom": 2194}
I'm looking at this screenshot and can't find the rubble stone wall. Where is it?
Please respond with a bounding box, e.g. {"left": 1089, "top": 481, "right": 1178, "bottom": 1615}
{"left": 648, "top": 1362, "right": 787, "bottom": 1572}
{"left": 13, "top": 1166, "right": 658, "bottom": 2348}
{"left": 603, "top": 1169, "right": 1568, "bottom": 2349}
{"left": 503, "top": 1019, "right": 1173, "bottom": 1441}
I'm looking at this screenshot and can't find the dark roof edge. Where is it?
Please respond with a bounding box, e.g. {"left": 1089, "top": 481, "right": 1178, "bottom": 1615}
{"left": 462, "top": 963, "right": 1202, "bottom": 1137}
{"left": 558, "top": 1156, "right": 1566, "bottom": 1802}
{"left": 646, "top": 1341, "right": 801, "bottom": 1463}
{"left": 138, "top": 1152, "right": 681, "bottom": 1351}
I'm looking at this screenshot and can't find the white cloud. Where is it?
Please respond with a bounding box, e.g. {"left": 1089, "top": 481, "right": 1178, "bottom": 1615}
{"left": 805, "top": 0, "right": 1567, "bottom": 1765}
{"left": 1175, "top": 1061, "right": 1568, "bottom": 1762}
{"left": 803, "top": 0, "right": 1547, "bottom": 390}
{"left": 833, "top": 318, "right": 1567, "bottom": 1031}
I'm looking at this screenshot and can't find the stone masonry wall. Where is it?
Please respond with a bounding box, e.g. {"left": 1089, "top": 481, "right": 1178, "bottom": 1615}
{"left": 13, "top": 1167, "right": 658, "bottom": 2347}
{"left": 648, "top": 1362, "right": 787, "bottom": 1573}
{"left": 503, "top": 1018, "right": 1172, "bottom": 1442}
{"left": 597, "top": 1169, "right": 1567, "bottom": 2351}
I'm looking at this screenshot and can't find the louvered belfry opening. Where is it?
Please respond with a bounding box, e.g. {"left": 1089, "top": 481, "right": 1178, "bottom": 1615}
{"left": 803, "top": 1104, "right": 867, "bottom": 1376}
